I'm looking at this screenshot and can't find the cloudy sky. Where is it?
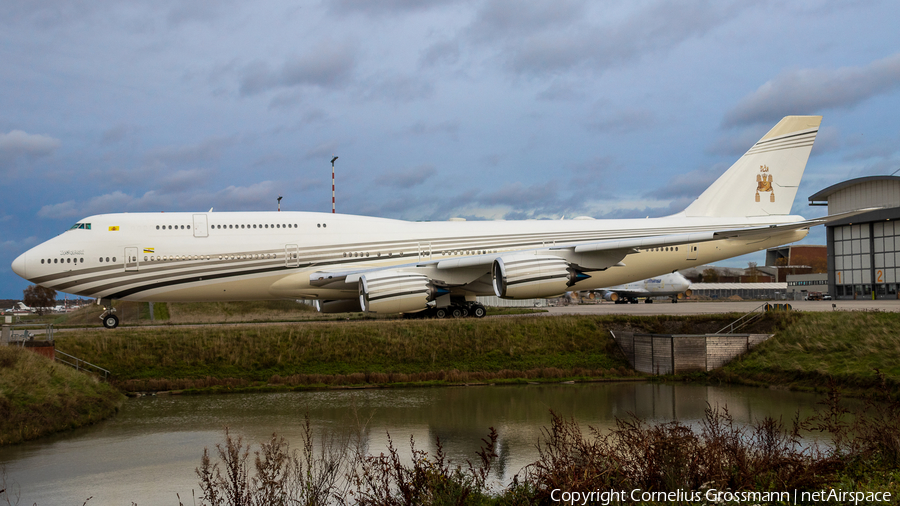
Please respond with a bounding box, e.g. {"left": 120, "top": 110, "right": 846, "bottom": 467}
{"left": 2, "top": 0, "right": 899, "bottom": 298}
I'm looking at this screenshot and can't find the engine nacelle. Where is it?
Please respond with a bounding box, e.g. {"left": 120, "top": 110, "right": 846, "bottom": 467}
{"left": 358, "top": 271, "right": 447, "bottom": 313}
{"left": 492, "top": 254, "right": 588, "bottom": 299}
{"left": 601, "top": 291, "right": 619, "bottom": 302}
{"left": 315, "top": 299, "right": 363, "bottom": 313}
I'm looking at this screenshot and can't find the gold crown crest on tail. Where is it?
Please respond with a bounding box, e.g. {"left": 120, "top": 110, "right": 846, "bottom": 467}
{"left": 755, "top": 165, "right": 774, "bottom": 202}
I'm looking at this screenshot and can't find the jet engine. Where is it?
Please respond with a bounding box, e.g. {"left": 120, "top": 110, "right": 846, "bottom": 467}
{"left": 492, "top": 254, "right": 590, "bottom": 299}
{"left": 600, "top": 291, "right": 619, "bottom": 301}
{"left": 358, "top": 271, "right": 448, "bottom": 313}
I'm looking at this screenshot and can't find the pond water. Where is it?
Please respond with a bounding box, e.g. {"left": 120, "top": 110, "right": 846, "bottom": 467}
{"left": 0, "top": 382, "right": 836, "bottom": 505}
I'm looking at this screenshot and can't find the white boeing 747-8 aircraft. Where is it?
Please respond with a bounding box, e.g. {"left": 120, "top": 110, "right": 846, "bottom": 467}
{"left": 13, "top": 116, "right": 844, "bottom": 328}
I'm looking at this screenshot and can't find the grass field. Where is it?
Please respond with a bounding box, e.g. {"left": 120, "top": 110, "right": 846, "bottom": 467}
{"left": 55, "top": 315, "right": 636, "bottom": 392}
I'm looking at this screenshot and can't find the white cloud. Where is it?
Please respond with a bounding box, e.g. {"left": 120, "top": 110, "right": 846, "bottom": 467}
{"left": 145, "top": 136, "right": 235, "bottom": 164}
{"left": 404, "top": 120, "right": 459, "bottom": 139}
{"left": 586, "top": 109, "right": 656, "bottom": 134}
{"left": 375, "top": 165, "right": 437, "bottom": 188}
{"left": 724, "top": 53, "right": 900, "bottom": 126}
{"left": 36, "top": 200, "right": 80, "bottom": 219}
{"left": 35, "top": 180, "right": 286, "bottom": 220}
{"left": 239, "top": 40, "right": 359, "bottom": 96}
{"left": 468, "top": 0, "right": 746, "bottom": 78}
{"left": 157, "top": 168, "right": 216, "bottom": 194}
{"left": 0, "top": 130, "right": 61, "bottom": 158}
{"left": 329, "top": 0, "right": 456, "bottom": 16}
{"left": 0, "top": 236, "right": 39, "bottom": 252}
{"left": 37, "top": 191, "right": 134, "bottom": 219}
{"left": 212, "top": 181, "right": 283, "bottom": 208}
{"left": 304, "top": 141, "right": 341, "bottom": 161}
{"left": 644, "top": 165, "right": 724, "bottom": 200}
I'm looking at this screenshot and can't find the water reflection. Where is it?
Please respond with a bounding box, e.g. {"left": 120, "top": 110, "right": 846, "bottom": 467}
{"left": 0, "top": 382, "right": 833, "bottom": 506}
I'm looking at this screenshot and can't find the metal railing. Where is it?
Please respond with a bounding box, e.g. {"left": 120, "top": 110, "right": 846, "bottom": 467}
{"left": 716, "top": 303, "right": 769, "bottom": 334}
{"left": 2, "top": 323, "right": 110, "bottom": 379}
{"left": 55, "top": 349, "right": 111, "bottom": 380}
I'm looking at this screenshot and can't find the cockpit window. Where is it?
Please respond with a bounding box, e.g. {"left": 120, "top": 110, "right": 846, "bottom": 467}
{"left": 68, "top": 223, "right": 91, "bottom": 230}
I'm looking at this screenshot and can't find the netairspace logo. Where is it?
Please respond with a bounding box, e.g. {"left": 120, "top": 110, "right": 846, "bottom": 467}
{"left": 550, "top": 488, "right": 893, "bottom": 505}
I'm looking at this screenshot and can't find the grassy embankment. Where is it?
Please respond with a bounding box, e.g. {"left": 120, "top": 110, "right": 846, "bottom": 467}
{"left": 711, "top": 310, "right": 900, "bottom": 397}
{"left": 48, "top": 308, "right": 900, "bottom": 397}
{"left": 55, "top": 315, "right": 636, "bottom": 392}
{"left": 0, "top": 346, "right": 124, "bottom": 445}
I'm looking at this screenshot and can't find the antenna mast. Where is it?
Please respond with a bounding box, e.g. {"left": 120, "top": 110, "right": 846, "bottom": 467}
{"left": 331, "top": 156, "right": 338, "bottom": 213}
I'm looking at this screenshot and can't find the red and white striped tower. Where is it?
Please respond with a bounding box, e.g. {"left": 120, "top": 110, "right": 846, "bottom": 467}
{"left": 331, "top": 156, "right": 338, "bottom": 213}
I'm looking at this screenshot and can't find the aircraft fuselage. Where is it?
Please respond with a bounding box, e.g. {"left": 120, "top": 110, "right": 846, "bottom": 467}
{"left": 12, "top": 211, "right": 807, "bottom": 302}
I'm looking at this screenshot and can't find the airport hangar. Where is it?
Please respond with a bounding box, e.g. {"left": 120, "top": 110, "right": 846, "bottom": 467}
{"left": 808, "top": 175, "right": 900, "bottom": 300}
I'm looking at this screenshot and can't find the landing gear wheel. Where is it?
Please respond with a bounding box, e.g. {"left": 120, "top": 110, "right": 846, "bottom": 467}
{"left": 451, "top": 307, "right": 463, "bottom": 318}
{"left": 434, "top": 308, "right": 448, "bottom": 319}
{"left": 102, "top": 314, "right": 119, "bottom": 329}
{"left": 471, "top": 304, "right": 486, "bottom": 318}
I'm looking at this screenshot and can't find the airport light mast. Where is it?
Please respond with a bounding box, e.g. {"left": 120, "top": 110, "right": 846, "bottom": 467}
{"left": 331, "top": 156, "right": 338, "bottom": 213}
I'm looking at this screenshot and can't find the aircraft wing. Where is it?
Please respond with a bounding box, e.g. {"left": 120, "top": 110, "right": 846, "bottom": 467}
{"left": 305, "top": 207, "right": 876, "bottom": 304}
{"left": 310, "top": 208, "right": 875, "bottom": 285}
{"left": 555, "top": 207, "right": 882, "bottom": 255}
{"left": 711, "top": 208, "right": 881, "bottom": 240}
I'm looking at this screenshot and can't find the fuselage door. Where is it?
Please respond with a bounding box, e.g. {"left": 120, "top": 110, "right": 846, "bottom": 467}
{"left": 193, "top": 214, "right": 208, "bottom": 238}
{"left": 285, "top": 244, "right": 300, "bottom": 267}
{"left": 417, "top": 242, "right": 432, "bottom": 261}
{"left": 686, "top": 244, "right": 699, "bottom": 261}
{"left": 125, "top": 247, "right": 139, "bottom": 272}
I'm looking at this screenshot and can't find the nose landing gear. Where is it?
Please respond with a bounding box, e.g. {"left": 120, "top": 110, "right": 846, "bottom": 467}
{"left": 102, "top": 313, "right": 120, "bottom": 329}
{"left": 98, "top": 298, "right": 119, "bottom": 329}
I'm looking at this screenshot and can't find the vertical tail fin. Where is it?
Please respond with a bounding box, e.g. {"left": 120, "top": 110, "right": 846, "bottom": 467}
{"left": 682, "top": 116, "right": 822, "bottom": 217}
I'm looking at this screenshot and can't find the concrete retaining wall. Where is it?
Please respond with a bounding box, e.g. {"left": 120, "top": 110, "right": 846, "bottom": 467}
{"left": 611, "top": 331, "right": 772, "bottom": 375}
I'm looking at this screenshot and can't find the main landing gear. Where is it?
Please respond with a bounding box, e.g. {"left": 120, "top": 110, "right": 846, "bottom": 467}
{"left": 99, "top": 298, "right": 119, "bottom": 329}
{"left": 405, "top": 302, "right": 487, "bottom": 319}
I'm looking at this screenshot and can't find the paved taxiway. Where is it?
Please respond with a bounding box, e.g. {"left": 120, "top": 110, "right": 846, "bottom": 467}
{"left": 32, "top": 300, "right": 898, "bottom": 334}
{"left": 545, "top": 300, "right": 900, "bottom": 316}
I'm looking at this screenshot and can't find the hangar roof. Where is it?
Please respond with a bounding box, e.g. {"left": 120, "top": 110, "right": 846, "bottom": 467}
{"left": 808, "top": 175, "right": 900, "bottom": 204}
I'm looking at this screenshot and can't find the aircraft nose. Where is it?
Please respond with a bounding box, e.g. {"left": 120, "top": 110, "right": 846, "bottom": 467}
{"left": 11, "top": 252, "right": 27, "bottom": 279}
